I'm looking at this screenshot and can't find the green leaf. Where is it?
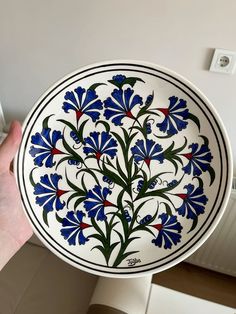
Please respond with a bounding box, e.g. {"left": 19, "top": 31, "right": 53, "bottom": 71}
{"left": 200, "top": 135, "right": 209, "bottom": 147}
{"left": 188, "top": 113, "right": 200, "bottom": 131}
{"left": 124, "top": 200, "right": 134, "bottom": 211}
{"left": 65, "top": 172, "right": 86, "bottom": 195}
{"left": 58, "top": 118, "right": 88, "bottom": 144}
{"left": 143, "top": 190, "right": 172, "bottom": 202}
{"left": 138, "top": 226, "right": 155, "bottom": 236}
{"left": 162, "top": 202, "right": 173, "bottom": 216}
{"left": 188, "top": 217, "right": 198, "bottom": 233}
{"left": 81, "top": 174, "right": 87, "bottom": 193}
{"left": 114, "top": 230, "right": 124, "bottom": 245}
{"left": 67, "top": 192, "right": 86, "bottom": 207}
{"left": 74, "top": 197, "right": 86, "bottom": 210}
{"left": 57, "top": 119, "right": 78, "bottom": 134}
{"left": 108, "top": 77, "right": 144, "bottom": 89}
{"left": 55, "top": 156, "right": 71, "bottom": 170}
{"left": 77, "top": 119, "right": 89, "bottom": 143}
{"left": 61, "top": 137, "right": 82, "bottom": 161}
{"left": 208, "top": 166, "right": 215, "bottom": 186}
{"left": 154, "top": 133, "right": 174, "bottom": 139}
{"left": 116, "top": 158, "right": 128, "bottom": 181}
{"left": 124, "top": 77, "right": 144, "bottom": 87}
{"left": 43, "top": 210, "right": 49, "bottom": 227}
{"left": 95, "top": 120, "right": 110, "bottom": 133}
{"left": 89, "top": 233, "right": 106, "bottom": 244}
{"left": 91, "top": 245, "right": 106, "bottom": 255}
{"left": 111, "top": 131, "right": 126, "bottom": 154}
{"left": 105, "top": 156, "right": 116, "bottom": 169}
{"left": 55, "top": 212, "right": 63, "bottom": 223}
{"left": 91, "top": 217, "right": 106, "bottom": 238}
{"left": 110, "top": 241, "right": 120, "bottom": 252}
{"left": 192, "top": 176, "right": 204, "bottom": 189}
{"left": 42, "top": 114, "right": 54, "bottom": 129}
{"left": 29, "top": 168, "right": 36, "bottom": 187}
{"left": 76, "top": 168, "right": 100, "bottom": 186}
{"left": 128, "top": 125, "right": 145, "bottom": 137}
{"left": 113, "top": 250, "right": 140, "bottom": 267}
{"left": 89, "top": 83, "right": 106, "bottom": 91}
{"left": 101, "top": 162, "right": 126, "bottom": 188}
{"left": 67, "top": 192, "right": 78, "bottom": 206}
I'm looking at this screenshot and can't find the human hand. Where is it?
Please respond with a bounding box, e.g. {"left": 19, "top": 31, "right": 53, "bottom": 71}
{"left": 0, "top": 121, "right": 33, "bottom": 270}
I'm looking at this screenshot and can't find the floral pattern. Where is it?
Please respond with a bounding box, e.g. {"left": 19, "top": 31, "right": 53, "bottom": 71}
{"left": 182, "top": 141, "right": 213, "bottom": 176}
{"left": 175, "top": 184, "right": 208, "bottom": 220}
{"left": 104, "top": 87, "right": 143, "bottom": 125}
{"left": 60, "top": 211, "right": 91, "bottom": 245}
{"left": 131, "top": 139, "right": 164, "bottom": 167}
{"left": 29, "top": 128, "right": 63, "bottom": 168}
{"left": 83, "top": 131, "right": 118, "bottom": 160}
{"left": 27, "top": 72, "right": 215, "bottom": 269}
{"left": 34, "top": 174, "right": 66, "bottom": 213}
{"left": 84, "top": 185, "right": 114, "bottom": 221}
{"left": 156, "top": 96, "right": 189, "bottom": 135}
{"left": 151, "top": 214, "right": 183, "bottom": 249}
{"left": 63, "top": 86, "right": 103, "bottom": 122}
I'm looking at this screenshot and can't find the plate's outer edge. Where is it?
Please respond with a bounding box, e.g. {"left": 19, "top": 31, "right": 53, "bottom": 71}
{"left": 14, "top": 60, "right": 233, "bottom": 278}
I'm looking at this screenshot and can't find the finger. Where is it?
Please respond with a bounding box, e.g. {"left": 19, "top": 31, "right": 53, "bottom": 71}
{"left": 0, "top": 121, "right": 22, "bottom": 173}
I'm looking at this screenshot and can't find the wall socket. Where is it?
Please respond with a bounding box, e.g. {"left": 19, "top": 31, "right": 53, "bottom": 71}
{"left": 209, "top": 49, "right": 236, "bottom": 74}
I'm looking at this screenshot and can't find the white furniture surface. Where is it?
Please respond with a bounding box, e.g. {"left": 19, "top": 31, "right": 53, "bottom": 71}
{"left": 147, "top": 284, "right": 235, "bottom": 314}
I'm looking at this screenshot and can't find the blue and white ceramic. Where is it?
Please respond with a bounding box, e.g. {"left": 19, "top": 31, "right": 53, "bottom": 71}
{"left": 15, "top": 61, "right": 232, "bottom": 277}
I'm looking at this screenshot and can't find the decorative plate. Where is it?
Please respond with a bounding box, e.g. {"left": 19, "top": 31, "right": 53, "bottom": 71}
{"left": 15, "top": 61, "right": 232, "bottom": 277}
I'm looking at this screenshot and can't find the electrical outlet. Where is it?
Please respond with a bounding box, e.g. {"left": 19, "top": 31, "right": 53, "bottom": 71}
{"left": 209, "top": 49, "right": 236, "bottom": 74}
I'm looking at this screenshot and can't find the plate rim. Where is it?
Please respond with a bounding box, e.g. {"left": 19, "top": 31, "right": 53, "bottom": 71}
{"left": 14, "top": 60, "right": 233, "bottom": 278}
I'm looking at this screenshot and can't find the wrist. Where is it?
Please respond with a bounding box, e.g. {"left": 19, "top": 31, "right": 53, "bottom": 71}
{"left": 0, "top": 229, "right": 21, "bottom": 271}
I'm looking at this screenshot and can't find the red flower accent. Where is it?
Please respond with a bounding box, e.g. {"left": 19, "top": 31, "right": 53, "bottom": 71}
{"left": 126, "top": 110, "right": 135, "bottom": 119}
{"left": 76, "top": 110, "right": 83, "bottom": 120}
{"left": 152, "top": 223, "right": 163, "bottom": 231}
{"left": 176, "top": 193, "right": 188, "bottom": 200}
{"left": 51, "top": 147, "right": 63, "bottom": 155}
{"left": 56, "top": 189, "right": 67, "bottom": 198}
{"left": 157, "top": 108, "right": 169, "bottom": 116}
{"left": 182, "top": 153, "right": 193, "bottom": 160}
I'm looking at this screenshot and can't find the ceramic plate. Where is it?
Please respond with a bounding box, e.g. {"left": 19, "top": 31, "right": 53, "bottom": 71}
{"left": 15, "top": 61, "right": 232, "bottom": 277}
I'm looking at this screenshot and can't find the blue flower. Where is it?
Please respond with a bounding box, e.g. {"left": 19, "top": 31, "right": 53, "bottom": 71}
{"left": 124, "top": 210, "right": 132, "bottom": 222}
{"left": 145, "top": 94, "right": 154, "bottom": 106}
{"left": 103, "top": 176, "right": 113, "bottom": 185}
{"left": 34, "top": 174, "right": 66, "bottom": 213}
{"left": 83, "top": 131, "right": 118, "bottom": 160}
{"left": 70, "top": 130, "right": 80, "bottom": 144}
{"left": 60, "top": 211, "right": 91, "bottom": 245}
{"left": 112, "top": 74, "right": 126, "bottom": 85}
{"left": 104, "top": 88, "right": 143, "bottom": 126}
{"left": 131, "top": 139, "right": 164, "bottom": 167}
{"left": 137, "top": 179, "right": 158, "bottom": 191}
{"left": 151, "top": 213, "right": 182, "bottom": 249}
{"left": 156, "top": 96, "right": 189, "bottom": 135}
{"left": 84, "top": 185, "right": 115, "bottom": 221}
{"left": 182, "top": 143, "right": 213, "bottom": 176}
{"left": 62, "top": 86, "right": 103, "bottom": 122}
{"left": 29, "top": 128, "right": 63, "bottom": 168}
{"left": 146, "top": 122, "right": 152, "bottom": 134}
{"left": 140, "top": 214, "right": 152, "bottom": 225}
{"left": 176, "top": 184, "right": 208, "bottom": 220}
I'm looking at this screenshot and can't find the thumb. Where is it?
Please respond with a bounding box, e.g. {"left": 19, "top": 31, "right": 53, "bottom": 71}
{"left": 0, "top": 121, "right": 22, "bottom": 173}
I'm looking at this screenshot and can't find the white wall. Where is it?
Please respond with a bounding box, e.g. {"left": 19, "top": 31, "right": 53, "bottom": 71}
{"left": 1, "top": 0, "right": 236, "bottom": 172}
